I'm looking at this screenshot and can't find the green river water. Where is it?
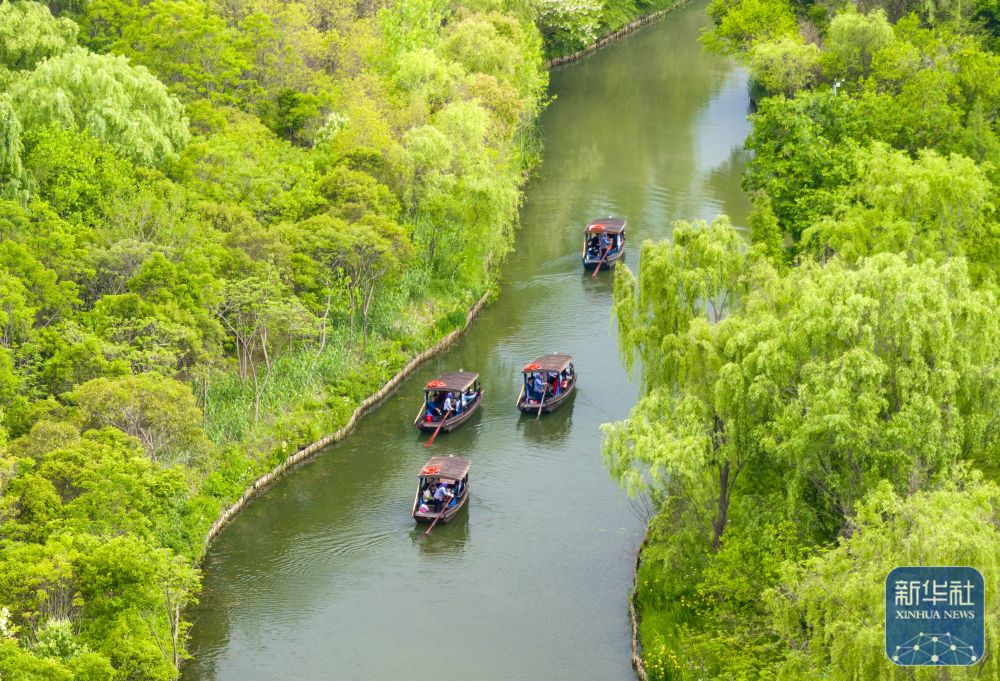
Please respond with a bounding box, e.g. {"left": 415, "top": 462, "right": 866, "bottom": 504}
{"left": 184, "top": 4, "right": 751, "bottom": 678}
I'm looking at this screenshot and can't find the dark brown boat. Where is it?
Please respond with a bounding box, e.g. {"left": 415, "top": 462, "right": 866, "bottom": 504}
{"left": 516, "top": 354, "right": 576, "bottom": 414}
{"left": 412, "top": 456, "right": 470, "bottom": 524}
{"left": 582, "top": 217, "right": 626, "bottom": 271}
{"left": 414, "top": 371, "right": 483, "bottom": 433}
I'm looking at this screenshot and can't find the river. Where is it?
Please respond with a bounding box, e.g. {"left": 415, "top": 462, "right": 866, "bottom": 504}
{"left": 183, "top": 4, "right": 751, "bottom": 679}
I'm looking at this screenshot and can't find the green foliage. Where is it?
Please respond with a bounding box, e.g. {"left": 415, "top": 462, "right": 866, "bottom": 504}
{"left": 631, "top": 2, "right": 1000, "bottom": 677}
{"left": 379, "top": 0, "right": 451, "bottom": 61}
{"left": 0, "top": 1, "right": 78, "bottom": 72}
{"left": 749, "top": 37, "right": 821, "bottom": 98}
{"left": 111, "top": 0, "right": 258, "bottom": 105}
{"left": 0, "top": 101, "right": 28, "bottom": 201}
{"left": 704, "top": 0, "right": 799, "bottom": 54}
{"left": 768, "top": 474, "right": 1000, "bottom": 679}
{"left": 803, "top": 143, "right": 999, "bottom": 282}
{"left": 9, "top": 48, "right": 189, "bottom": 166}
{"left": 177, "top": 107, "right": 322, "bottom": 224}
{"left": 71, "top": 374, "right": 207, "bottom": 465}
{"left": 0, "top": 0, "right": 556, "bottom": 674}
{"left": 823, "top": 8, "right": 894, "bottom": 79}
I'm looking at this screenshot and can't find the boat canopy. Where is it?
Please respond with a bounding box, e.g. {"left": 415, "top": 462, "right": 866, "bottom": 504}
{"left": 584, "top": 218, "right": 626, "bottom": 235}
{"left": 523, "top": 353, "right": 573, "bottom": 373}
{"left": 424, "top": 371, "right": 479, "bottom": 392}
{"left": 419, "top": 456, "right": 471, "bottom": 482}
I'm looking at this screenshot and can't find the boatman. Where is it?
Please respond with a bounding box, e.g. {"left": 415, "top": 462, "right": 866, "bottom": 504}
{"left": 532, "top": 373, "right": 545, "bottom": 403}
{"left": 598, "top": 231, "right": 610, "bottom": 258}
{"left": 432, "top": 483, "right": 453, "bottom": 513}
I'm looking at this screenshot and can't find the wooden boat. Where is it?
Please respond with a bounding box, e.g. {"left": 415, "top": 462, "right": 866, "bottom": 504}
{"left": 516, "top": 354, "right": 576, "bottom": 414}
{"left": 414, "top": 371, "right": 483, "bottom": 433}
{"left": 412, "top": 456, "right": 470, "bottom": 524}
{"left": 582, "top": 217, "right": 626, "bottom": 271}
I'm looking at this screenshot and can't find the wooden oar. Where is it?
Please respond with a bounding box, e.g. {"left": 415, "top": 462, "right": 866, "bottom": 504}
{"left": 424, "top": 409, "right": 452, "bottom": 448}
{"left": 515, "top": 384, "right": 525, "bottom": 409}
{"left": 536, "top": 384, "right": 548, "bottom": 420}
{"left": 590, "top": 248, "right": 610, "bottom": 278}
{"left": 424, "top": 492, "right": 454, "bottom": 535}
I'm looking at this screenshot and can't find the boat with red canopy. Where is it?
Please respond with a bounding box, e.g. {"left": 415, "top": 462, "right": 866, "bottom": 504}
{"left": 412, "top": 456, "right": 470, "bottom": 524}
{"left": 516, "top": 354, "right": 576, "bottom": 414}
{"left": 414, "top": 371, "right": 483, "bottom": 433}
{"left": 582, "top": 217, "right": 626, "bottom": 271}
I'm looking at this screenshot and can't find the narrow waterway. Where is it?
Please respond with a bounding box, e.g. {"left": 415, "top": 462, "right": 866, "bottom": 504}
{"left": 184, "top": 5, "right": 751, "bottom": 679}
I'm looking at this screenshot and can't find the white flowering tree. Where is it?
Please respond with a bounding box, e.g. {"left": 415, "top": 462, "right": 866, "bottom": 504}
{"left": 534, "top": 0, "right": 604, "bottom": 51}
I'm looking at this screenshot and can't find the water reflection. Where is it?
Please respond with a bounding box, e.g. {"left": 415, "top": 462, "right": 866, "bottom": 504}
{"left": 517, "top": 395, "right": 577, "bottom": 445}
{"left": 410, "top": 510, "right": 471, "bottom": 554}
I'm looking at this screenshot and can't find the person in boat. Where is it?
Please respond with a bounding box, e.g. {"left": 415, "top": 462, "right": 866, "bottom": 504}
{"left": 532, "top": 372, "right": 545, "bottom": 403}
{"left": 462, "top": 388, "right": 476, "bottom": 410}
{"left": 443, "top": 391, "right": 456, "bottom": 416}
{"left": 425, "top": 392, "right": 441, "bottom": 421}
{"left": 548, "top": 371, "right": 560, "bottom": 396}
{"left": 587, "top": 235, "right": 600, "bottom": 258}
{"left": 432, "top": 483, "right": 453, "bottom": 512}
{"left": 598, "top": 231, "right": 610, "bottom": 258}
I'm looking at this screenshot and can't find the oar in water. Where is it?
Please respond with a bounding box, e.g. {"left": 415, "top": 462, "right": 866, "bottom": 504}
{"left": 424, "top": 409, "right": 452, "bottom": 448}
{"left": 536, "top": 384, "right": 548, "bottom": 420}
{"left": 590, "top": 248, "right": 611, "bottom": 278}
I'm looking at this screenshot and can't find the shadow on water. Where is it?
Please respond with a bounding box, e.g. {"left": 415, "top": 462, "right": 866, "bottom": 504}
{"left": 516, "top": 393, "right": 577, "bottom": 445}
{"left": 409, "top": 509, "right": 471, "bottom": 553}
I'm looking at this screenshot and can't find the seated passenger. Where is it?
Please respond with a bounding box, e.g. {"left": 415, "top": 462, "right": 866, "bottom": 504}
{"left": 425, "top": 393, "right": 441, "bottom": 421}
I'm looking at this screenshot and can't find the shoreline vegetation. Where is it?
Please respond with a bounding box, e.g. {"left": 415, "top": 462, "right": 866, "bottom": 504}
{"left": 546, "top": 0, "right": 690, "bottom": 68}
{"left": 609, "top": 0, "right": 1000, "bottom": 677}
{"left": 0, "top": 0, "right": 688, "bottom": 678}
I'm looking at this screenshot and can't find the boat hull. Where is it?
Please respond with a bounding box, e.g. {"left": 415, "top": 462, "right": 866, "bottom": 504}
{"left": 415, "top": 392, "right": 484, "bottom": 433}
{"left": 412, "top": 490, "right": 469, "bottom": 523}
{"left": 582, "top": 251, "right": 624, "bottom": 271}
{"left": 517, "top": 378, "right": 576, "bottom": 414}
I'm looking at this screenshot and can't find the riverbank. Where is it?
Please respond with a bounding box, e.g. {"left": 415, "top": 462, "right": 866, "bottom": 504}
{"left": 201, "top": 290, "right": 490, "bottom": 550}
{"left": 182, "top": 2, "right": 753, "bottom": 677}
{"left": 546, "top": 0, "right": 690, "bottom": 68}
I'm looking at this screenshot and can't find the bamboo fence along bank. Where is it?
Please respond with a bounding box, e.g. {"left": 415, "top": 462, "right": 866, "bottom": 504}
{"left": 201, "top": 291, "right": 491, "bottom": 551}
{"left": 630, "top": 530, "right": 650, "bottom": 681}
{"left": 546, "top": 0, "right": 690, "bottom": 69}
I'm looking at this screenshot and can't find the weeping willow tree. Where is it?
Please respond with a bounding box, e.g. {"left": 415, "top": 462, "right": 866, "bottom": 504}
{"left": 9, "top": 48, "right": 189, "bottom": 167}
{"left": 0, "top": 100, "right": 29, "bottom": 201}
{"left": 605, "top": 218, "right": 1000, "bottom": 552}
{"left": 768, "top": 472, "right": 1000, "bottom": 680}
{"left": 602, "top": 216, "right": 771, "bottom": 550}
